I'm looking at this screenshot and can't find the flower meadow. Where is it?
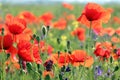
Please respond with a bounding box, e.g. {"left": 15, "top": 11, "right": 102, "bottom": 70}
{"left": 0, "top": 2, "right": 120, "bottom": 80}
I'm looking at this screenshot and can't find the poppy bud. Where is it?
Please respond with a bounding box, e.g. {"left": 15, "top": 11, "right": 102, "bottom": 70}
{"left": 1, "top": 28, "right": 4, "bottom": 36}
{"left": 26, "top": 62, "right": 32, "bottom": 72}
{"left": 0, "top": 34, "right": 13, "bottom": 50}
{"left": 113, "top": 49, "right": 117, "bottom": 53}
{"left": 6, "top": 15, "right": 27, "bottom": 35}
{"left": 41, "top": 25, "right": 47, "bottom": 37}
{"left": 58, "top": 51, "right": 60, "bottom": 57}
{"left": 67, "top": 40, "right": 70, "bottom": 49}
{"left": 6, "top": 53, "right": 10, "bottom": 60}
{"left": 47, "top": 25, "right": 50, "bottom": 31}
{"left": 68, "top": 51, "right": 71, "bottom": 54}
{"left": 36, "top": 36, "right": 40, "bottom": 42}
{"left": 64, "top": 49, "right": 67, "bottom": 52}
{"left": 64, "top": 78, "right": 68, "bottom": 80}
{"left": 57, "top": 38, "right": 61, "bottom": 44}
{"left": 61, "top": 65, "right": 65, "bottom": 72}
{"left": 37, "top": 64, "right": 40, "bottom": 70}
{"left": 31, "top": 34, "right": 36, "bottom": 40}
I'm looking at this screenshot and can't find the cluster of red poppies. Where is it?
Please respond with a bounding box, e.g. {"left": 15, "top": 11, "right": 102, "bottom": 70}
{"left": 0, "top": 13, "right": 54, "bottom": 70}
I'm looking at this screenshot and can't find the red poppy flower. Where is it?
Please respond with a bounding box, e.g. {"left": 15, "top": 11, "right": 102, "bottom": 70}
{"left": 92, "top": 25, "right": 103, "bottom": 35}
{"left": 49, "top": 52, "right": 71, "bottom": 67}
{"left": 7, "top": 46, "right": 18, "bottom": 61}
{"left": 48, "top": 54, "right": 58, "bottom": 64}
{"left": 115, "top": 27, "right": 120, "bottom": 36}
{"left": 18, "top": 40, "right": 42, "bottom": 64}
{"left": 77, "top": 3, "right": 111, "bottom": 29}
{"left": 71, "top": 27, "right": 86, "bottom": 41}
{"left": 18, "top": 11, "right": 37, "bottom": 24}
{"left": 111, "top": 36, "right": 120, "bottom": 43}
{"left": 53, "top": 18, "right": 67, "bottom": 30}
{"left": 71, "top": 50, "right": 94, "bottom": 67}
{"left": 63, "top": 12, "right": 76, "bottom": 21}
{"left": 113, "top": 16, "right": 120, "bottom": 24}
{"left": 39, "top": 12, "right": 54, "bottom": 26}
{"left": 34, "top": 40, "right": 53, "bottom": 55}
{"left": 103, "top": 27, "right": 115, "bottom": 36}
{"left": 0, "top": 24, "right": 13, "bottom": 50}
{"left": 0, "top": 34, "right": 13, "bottom": 50}
{"left": 94, "top": 47, "right": 110, "bottom": 58}
{"left": 47, "top": 45, "right": 54, "bottom": 55}
{"left": 39, "top": 40, "right": 45, "bottom": 48}
{"left": 116, "top": 48, "right": 120, "bottom": 56}
{"left": 94, "top": 42, "right": 112, "bottom": 58}
{"left": 66, "top": 14, "right": 76, "bottom": 21}
{"left": 37, "top": 41, "right": 51, "bottom": 54}
{"left": 5, "top": 46, "right": 20, "bottom": 69}
{"left": 62, "top": 3, "right": 74, "bottom": 10}
{"left": 43, "top": 70, "right": 54, "bottom": 78}
{"left": 6, "top": 14, "right": 27, "bottom": 35}
{"left": 58, "top": 53, "right": 71, "bottom": 67}
{"left": 16, "top": 28, "right": 33, "bottom": 43}
{"left": 71, "top": 50, "right": 87, "bottom": 62}
{"left": 95, "top": 42, "right": 112, "bottom": 50}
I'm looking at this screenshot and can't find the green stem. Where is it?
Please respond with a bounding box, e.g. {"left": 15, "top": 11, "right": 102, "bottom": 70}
{"left": 89, "top": 21, "right": 92, "bottom": 38}
{"left": 87, "top": 21, "right": 92, "bottom": 55}
{"left": 79, "top": 57, "right": 87, "bottom": 80}
{"left": 1, "top": 35, "right": 6, "bottom": 80}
